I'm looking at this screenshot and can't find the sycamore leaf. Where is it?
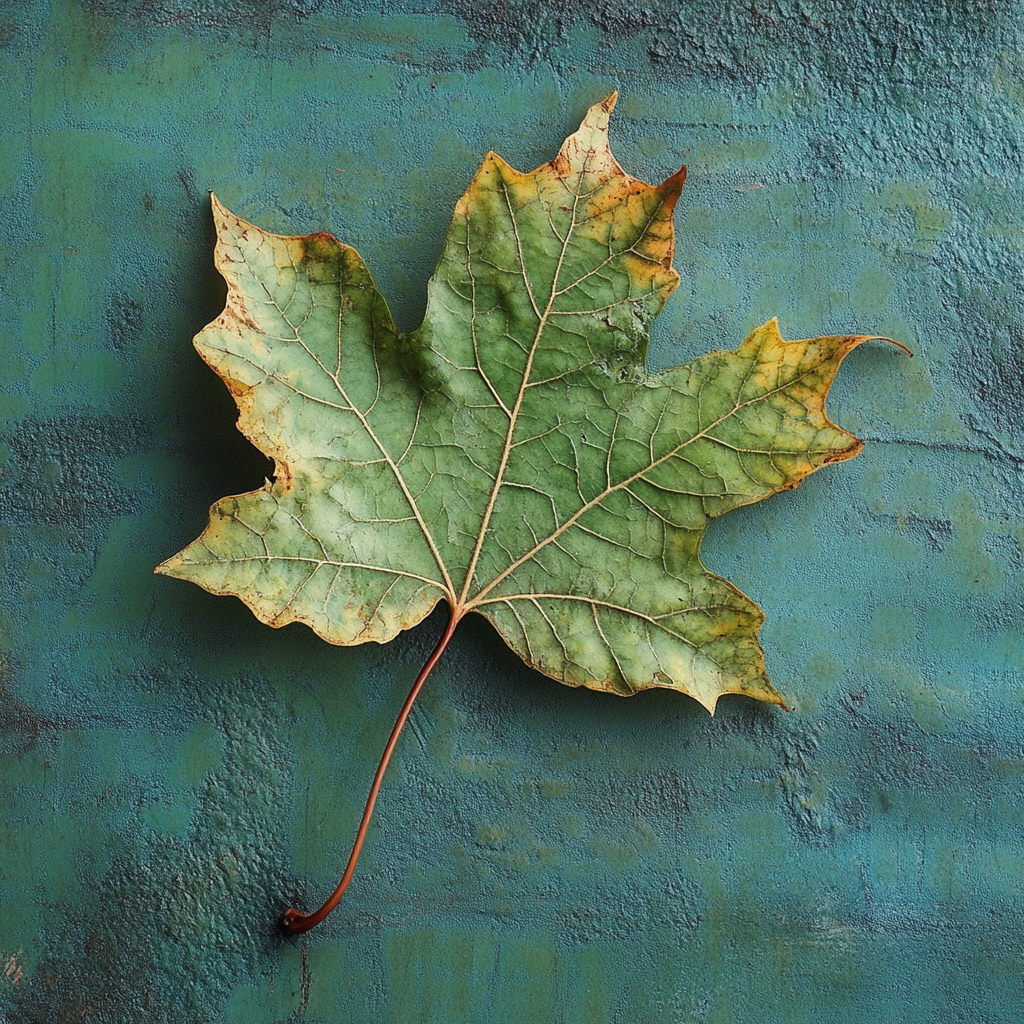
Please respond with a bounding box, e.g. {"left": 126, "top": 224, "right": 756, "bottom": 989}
{"left": 158, "top": 93, "right": 896, "bottom": 714}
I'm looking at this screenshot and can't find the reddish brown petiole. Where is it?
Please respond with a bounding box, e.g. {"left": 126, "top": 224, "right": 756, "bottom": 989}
{"left": 282, "top": 608, "right": 459, "bottom": 935}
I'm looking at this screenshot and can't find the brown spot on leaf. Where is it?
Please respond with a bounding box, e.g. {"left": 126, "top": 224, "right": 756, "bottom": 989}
{"left": 274, "top": 459, "right": 293, "bottom": 492}
{"left": 300, "top": 232, "right": 343, "bottom": 264}
{"left": 223, "top": 376, "right": 253, "bottom": 398}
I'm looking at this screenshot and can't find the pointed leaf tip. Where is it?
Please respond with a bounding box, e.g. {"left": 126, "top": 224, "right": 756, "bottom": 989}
{"left": 556, "top": 93, "right": 625, "bottom": 178}
{"left": 659, "top": 164, "right": 688, "bottom": 214}
{"left": 594, "top": 90, "right": 618, "bottom": 119}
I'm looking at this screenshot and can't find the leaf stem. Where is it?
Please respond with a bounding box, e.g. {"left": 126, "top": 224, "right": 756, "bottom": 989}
{"left": 282, "top": 607, "right": 460, "bottom": 935}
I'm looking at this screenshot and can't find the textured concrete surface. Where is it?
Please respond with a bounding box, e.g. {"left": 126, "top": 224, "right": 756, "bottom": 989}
{"left": 1, "top": 2, "right": 1022, "bottom": 1021}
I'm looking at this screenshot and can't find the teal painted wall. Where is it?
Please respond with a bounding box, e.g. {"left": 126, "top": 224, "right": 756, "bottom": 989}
{"left": 1, "top": 2, "right": 1022, "bottom": 1020}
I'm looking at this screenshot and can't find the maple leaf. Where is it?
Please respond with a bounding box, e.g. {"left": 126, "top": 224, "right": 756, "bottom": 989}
{"left": 157, "top": 94, "right": 901, "bottom": 931}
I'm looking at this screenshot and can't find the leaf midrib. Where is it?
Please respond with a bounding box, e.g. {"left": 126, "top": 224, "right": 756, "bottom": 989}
{"left": 452, "top": 174, "right": 587, "bottom": 608}
{"left": 453, "top": 163, "right": 685, "bottom": 613}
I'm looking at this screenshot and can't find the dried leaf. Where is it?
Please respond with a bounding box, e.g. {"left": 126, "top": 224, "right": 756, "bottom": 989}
{"left": 158, "top": 94, "right": 896, "bottom": 713}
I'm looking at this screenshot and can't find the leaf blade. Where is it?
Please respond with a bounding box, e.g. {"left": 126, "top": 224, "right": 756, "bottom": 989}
{"left": 159, "top": 99, "right": 895, "bottom": 712}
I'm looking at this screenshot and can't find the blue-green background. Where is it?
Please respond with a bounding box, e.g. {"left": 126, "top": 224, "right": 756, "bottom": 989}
{"left": 1, "top": 2, "right": 1022, "bottom": 1020}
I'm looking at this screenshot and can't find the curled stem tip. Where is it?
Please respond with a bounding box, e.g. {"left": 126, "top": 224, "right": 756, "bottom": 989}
{"left": 282, "top": 608, "right": 459, "bottom": 935}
